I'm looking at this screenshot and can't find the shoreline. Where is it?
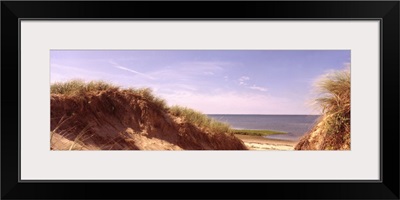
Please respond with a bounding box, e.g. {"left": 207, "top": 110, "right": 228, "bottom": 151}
{"left": 234, "top": 134, "right": 297, "bottom": 150}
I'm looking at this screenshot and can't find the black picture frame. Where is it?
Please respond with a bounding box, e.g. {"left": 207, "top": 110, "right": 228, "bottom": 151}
{"left": 1, "top": 1, "right": 399, "bottom": 199}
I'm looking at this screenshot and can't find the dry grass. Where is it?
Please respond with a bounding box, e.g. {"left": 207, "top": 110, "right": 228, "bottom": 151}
{"left": 50, "top": 80, "right": 238, "bottom": 150}
{"left": 68, "top": 126, "right": 91, "bottom": 150}
{"left": 51, "top": 79, "right": 118, "bottom": 95}
{"left": 127, "top": 88, "right": 167, "bottom": 111}
{"left": 295, "top": 67, "right": 351, "bottom": 150}
{"left": 169, "top": 106, "right": 231, "bottom": 134}
{"left": 314, "top": 68, "right": 350, "bottom": 136}
{"left": 51, "top": 80, "right": 167, "bottom": 110}
{"left": 50, "top": 115, "right": 94, "bottom": 150}
{"left": 50, "top": 80, "right": 170, "bottom": 150}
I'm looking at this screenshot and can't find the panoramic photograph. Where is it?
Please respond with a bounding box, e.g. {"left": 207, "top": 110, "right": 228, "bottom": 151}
{"left": 50, "top": 50, "right": 350, "bottom": 151}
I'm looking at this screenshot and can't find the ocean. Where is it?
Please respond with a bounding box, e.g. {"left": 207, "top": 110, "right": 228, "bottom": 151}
{"left": 207, "top": 115, "right": 320, "bottom": 141}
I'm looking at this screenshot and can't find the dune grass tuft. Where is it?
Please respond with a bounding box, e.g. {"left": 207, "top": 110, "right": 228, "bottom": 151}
{"left": 295, "top": 67, "right": 351, "bottom": 150}
{"left": 169, "top": 106, "right": 231, "bottom": 134}
{"left": 314, "top": 68, "right": 350, "bottom": 135}
{"left": 51, "top": 79, "right": 118, "bottom": 95}
{"left": 127, "top": 88, "right": 167, "bottom": 110}
{"left": 51, "top": 80, "right": 168, "bottom": 110}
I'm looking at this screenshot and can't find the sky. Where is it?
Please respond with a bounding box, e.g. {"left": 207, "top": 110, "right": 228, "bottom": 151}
{"left": 50, "top": 50, "right": 350, "bottom": 114}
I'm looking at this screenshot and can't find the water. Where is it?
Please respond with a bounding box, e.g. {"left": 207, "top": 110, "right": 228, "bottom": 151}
{"left": 208, "top": 115, "right": 320, "bottom": 141}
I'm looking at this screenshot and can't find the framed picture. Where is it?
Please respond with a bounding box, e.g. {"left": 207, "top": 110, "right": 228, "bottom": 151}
{"left": 2, "top": 1, "right": 399, "bottom": 199}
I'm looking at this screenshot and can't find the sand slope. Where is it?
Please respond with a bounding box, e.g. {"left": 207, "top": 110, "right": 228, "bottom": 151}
{"left": 51, "top": 90, "right": 247, "bottom": 150}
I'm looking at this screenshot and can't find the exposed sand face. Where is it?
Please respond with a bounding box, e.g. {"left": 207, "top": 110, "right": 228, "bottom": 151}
{"left": 234, "top": 134, "right": 296, "bottom": 151}
{"left": 51, "top": 90, "right": 248, "bottom": 150}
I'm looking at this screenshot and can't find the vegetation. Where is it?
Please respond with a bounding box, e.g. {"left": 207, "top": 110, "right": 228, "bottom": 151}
{"left": 50, "top": 80, "right": 249, "bottom": 150}
{"left": 169, "top": 106, "right": 231, "bottom": 134}
{"left": 51, "top": 80, "right": 289, "bottom": 138}
{"left": 127, "top": 87, "right": 167, "bottom": 110}
{"left": 295, "top": 67, "right": 351, "bottom": 150}
{"left": 51, "top": 80, "right": 167, "bottom": 110}
{"left": 51, "top": 80, "right": 231, "bottom": 135}
{"left": 51, "top": 79, "right": 118, "bottom": 95}
{"left": 231, "top": 129, "right": 286, "bottom": 136}
{"left": 314, "top": 68, "right": 350, "bottom": 135}
{"left": 169, "top": 106, "right": 287, "bottom": 136}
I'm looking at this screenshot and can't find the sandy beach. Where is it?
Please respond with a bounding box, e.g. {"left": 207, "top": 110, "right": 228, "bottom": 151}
{"left": 234, "top": 134, "right": 297, "bottom": 150}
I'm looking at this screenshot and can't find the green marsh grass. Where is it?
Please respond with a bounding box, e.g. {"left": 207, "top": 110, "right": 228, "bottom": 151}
{"left": 231, "top": 129, "right": 287, "bottom": 136}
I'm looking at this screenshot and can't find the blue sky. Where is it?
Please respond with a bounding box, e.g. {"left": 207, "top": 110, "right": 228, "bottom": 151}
{"left": 50, "top": 50, "right": 350, "bottom": 114}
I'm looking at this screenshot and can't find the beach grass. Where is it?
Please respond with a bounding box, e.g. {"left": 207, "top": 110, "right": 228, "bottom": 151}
{"left": 50, "top": 80, "right": 286, "bottom": 139}
{"left": 51, "top": 79, "right": 118, "bottom": 95}
{"left": 295, "top": 66, "right": 351, "bottom": 150}
{"left": 314, "top": 67, "right": 350, "bottom": 135}
{"left": 51, "top": 79, "right": 168, "bottom": 110}
{"left": 169, "top": 106, "right": 231, "bottom": 134}
{"left": 231, "top": 129, "right": 286, "bottom": 136}
{"left": 51, "top": 80, "right": 229, "bottom": 135}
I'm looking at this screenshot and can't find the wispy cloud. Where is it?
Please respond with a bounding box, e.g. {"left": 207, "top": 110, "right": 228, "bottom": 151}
{"left": 203, "top": 71, "right": 215, "bottom": 75}
{"left": 159, "top": 91, "right": 314, "bottom": 114}
{"left": 238, "top": 76, "right": 250, "bottom": 85}
{"left": 239, "top": 76, "right": 250, "bottom": 81}
{"left": 114, "top": 66, "right": 156, "bottom": 80}
{"left": 51, "top": 63, "right": 130, "bottom": 83}
{"left": 109, "top": 60, "right": 119, "bottom": 66}
{"left": 237, "top": 76, "right": 267, "bottom": 92}
{"left": 175, "top": 61, "right": 227, "bottom": 76}
{"left": 148, "top": 61, "right": 233, "bottom": 82}
{"left": 109, "top": 60, "right": 155, "bottom": 80}
{"left": 249, "top": 85, "right": 267, "bottom": 92}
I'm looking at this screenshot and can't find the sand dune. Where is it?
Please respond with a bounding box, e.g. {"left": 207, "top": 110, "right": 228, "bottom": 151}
{"left": 51, "top": 85, "right": 247, "bottom": 150}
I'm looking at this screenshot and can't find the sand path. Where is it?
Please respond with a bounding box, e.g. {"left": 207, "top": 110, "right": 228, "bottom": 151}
{"left": 234, "top": 134, "right": 297, "bottom": 150}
